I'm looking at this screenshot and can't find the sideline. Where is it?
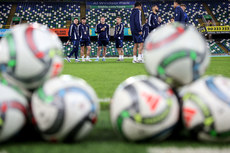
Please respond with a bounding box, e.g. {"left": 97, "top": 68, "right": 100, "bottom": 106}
{"left": 65, "top": 56, "right": 230, "bottom": 60}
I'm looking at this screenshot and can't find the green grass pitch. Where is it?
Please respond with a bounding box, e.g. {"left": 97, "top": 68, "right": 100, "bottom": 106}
{"left": 1, "top": 57, "right": 230, "bottom": 153}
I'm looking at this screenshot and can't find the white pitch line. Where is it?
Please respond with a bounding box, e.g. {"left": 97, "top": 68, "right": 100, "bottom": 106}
{"left": 65, "top": 57, "right": 134, "bottom": 60}
{"left": 65, "top": 56, "right": 230, "bottom": 60}
{"left": 147, "top": 147, "right": 230, "bottom": 153}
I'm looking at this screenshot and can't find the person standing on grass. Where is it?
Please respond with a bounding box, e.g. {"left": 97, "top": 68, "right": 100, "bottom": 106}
{"left": 143, "top": 18, "right": 149, "bottom": 42}
{"left": 130, "top": 2, "right": 144, "bottom": 63}
{"left": 148, "top": 4, "right": 161, "bottom": 33}
{"left": 174, "top": 0, "right": 185, "bottom": 23}
{"left": 79, "top": 17, "right": 92, "bottom": 62}
{"left": 114, "top": 16, "right": 124, "bottom": 61}
{"left": 66, "top": 18, "right": 80, "bottom": 62}
{"left": 95, "top": 17, "right": 110, "bottom": 62}
{"left": 181, "top": 4, "right": 189, "bottom": 24}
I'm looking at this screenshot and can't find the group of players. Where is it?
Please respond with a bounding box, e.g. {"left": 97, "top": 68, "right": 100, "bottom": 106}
{"left": 66, "top": 0, "right": 188, "bottom": 63}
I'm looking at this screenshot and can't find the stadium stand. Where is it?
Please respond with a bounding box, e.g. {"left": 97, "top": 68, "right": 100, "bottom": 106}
{"left": 64, "top": 40, "right": 229, "bottom": 58}
{"left": 207, "top": 1, "right": 230, "bottom": 25}
{"left": 0, "top": 1, "right": 229, "bottom": 57}
{"left": 221, "top": 39, "right": 230, "bottom": 51}
{"left": 86, "top": 8, "right": 132, "bottom": 28}
{"left": 14, "top": 2, "right": 80, "bottom": 28}
{"left": 142, "top": 2, "right": 208, "bottom": 26}
{"left": 207, "top": 40, "right": 227, "bottom": 55}
{"left": 0, "top": 3, "right": 12, "bottom": 26}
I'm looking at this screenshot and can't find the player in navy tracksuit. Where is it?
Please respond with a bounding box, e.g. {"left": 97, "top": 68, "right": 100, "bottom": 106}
{"left": 95, "top": 17, "right": 110, "bottom": 62}
{"left": 66, "top": 18, "right": 80, "bottom": 62}
{"left": 174, "top": 0, "right": 185, "bottom": 23}
{"left": 181, "top": 4, "right": 189, "bottom": 24}
{"left": 148, "top": 4, "right": 162, "bottom": 32}
{"left": 142, "top": 18, "right": 149, "bottom": 42}
{"left": 130, "top": 2, "right": 143, "bottom": 63}
{"left": 114, "top": 16, "right": 124, "bottom": 61}
{"left": 79, "top": 17, "right": 91, "bottom": 62}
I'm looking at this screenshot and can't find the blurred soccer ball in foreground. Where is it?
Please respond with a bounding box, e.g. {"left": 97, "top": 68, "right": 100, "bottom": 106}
{"left": 144, "top": 22, "right": 210, "bottom": 87}
{"left": 31, "top": 75, "right": 99, "bottom": 142}
{"left": 0, "top": 80, "right": 28, "bottom": 142}
{"left": 0, "top": 23, "right": 63, "bottom": 90}
{"left": 181, "top": 76, "right": 230, "bottom": 142}
{"left": 110, "top": 75, "right": 179, "bottom": 141}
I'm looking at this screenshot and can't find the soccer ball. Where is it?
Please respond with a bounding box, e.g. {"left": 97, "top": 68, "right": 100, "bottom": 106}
{"left": 31, "top": 75, "right": 99, "bottom": 142}
{"left": 143, "top": 22, "right": 210, "bottom": 87}
{"left": 0, "top": 23, "right": 63, "bottom": 90}
{"left": 181, "top": 76, "right": 230, "bottom": 142}
{"left": 0, "top": 79, "right": 28, "bottom": 142}
{"left": 110, "top": 75, "right": 179, "bottom": 141}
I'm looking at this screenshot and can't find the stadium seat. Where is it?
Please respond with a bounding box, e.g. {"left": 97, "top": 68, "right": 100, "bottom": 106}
{"left": 207, "top": 2, "right": 230, "bottom": 25}
{"left": 86, "top": 8, "right": 132, "bottom": 28}
{"left": 64, "top": 40, "right": 228, "bottom": 58}
{"left": 221, "top": 39, "right": 230, "bottom": 52}
{"left": 14, "top": 2, "right": 80, "bottom": 29}
{"left": 207, "top": 40, "right": 226, "bottom": 55}
{"left": 63, "top": 40, "right": 134, "bottom": 58}
{"left": 0, "top": 3, "right": 12, "bottom": 26}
